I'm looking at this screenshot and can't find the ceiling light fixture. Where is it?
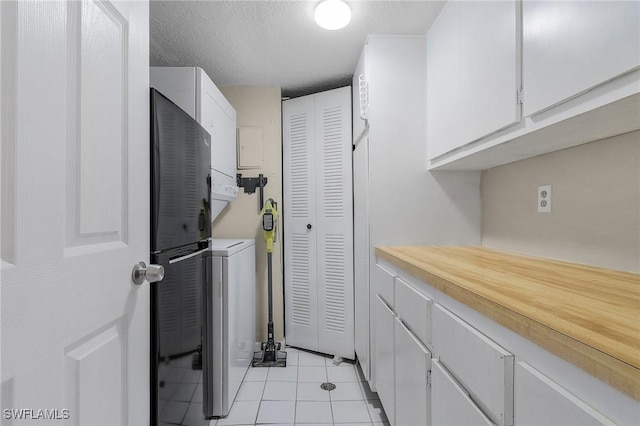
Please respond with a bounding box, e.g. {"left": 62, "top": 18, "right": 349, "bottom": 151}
{"left": 315, "top": 0, "right": 351, "bottom": 30}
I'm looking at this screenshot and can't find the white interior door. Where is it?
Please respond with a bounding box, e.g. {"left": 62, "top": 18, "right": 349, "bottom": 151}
{"left": 314, "top": 87, "right": 354, "bottom": 359}
{"left": 283, "top": 94, "right": 319, "bottom": 351}
{"left": 1, "top": 1, "right": 149, "bottom": 425}
{"left": 283, "top": 88, "right": 353, "bottom": 358}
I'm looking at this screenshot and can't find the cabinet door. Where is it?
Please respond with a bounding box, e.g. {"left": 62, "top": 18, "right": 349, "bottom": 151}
{"left": 523, "top": 0, "right": 640, "bottom": 116}
{"left": 426, "top": 0, "right": 461, "bottom": 159}
{"left": 370, "top": 263, "right": 395, "bottom": 391}
{"left": 374, "top": 295, "right": 396, "bottom": 424}
{"left": 372, "top": 263, "right": 395, "bottom": 306}
{"left": 432, "top": 360, "right": 495, "bottom": 426}
{"left": 394, "top": 277, "right": 432, "bottom": 348}
{"left": 433, "top": 305, "right": 514, "bottom": 425}
{"left": 314, "top": 87, "right": 354, "bottom": 359}
{"left": 283, "top": 95, "right": 319, "bottom": 351}
{"left": 459, "top": 0, "right": 521, "bottom": 145}
{"left": 515, "top": 362, "right": 615, "bottom": 425}
{"left": 395, "top": 318, "right": 431, "bottom": 426}
{"left": 353, "top": 137, "right": 370, "bottom": 380}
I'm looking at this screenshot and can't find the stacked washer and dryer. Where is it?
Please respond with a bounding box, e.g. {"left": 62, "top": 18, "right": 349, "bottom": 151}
{"left": 150, "top": 67, "right": 255, "bottom": 420}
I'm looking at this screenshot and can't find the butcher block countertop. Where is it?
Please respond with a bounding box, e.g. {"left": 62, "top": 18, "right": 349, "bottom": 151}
{"left": 375, "top": 246, "right": 640, "bottom": 401}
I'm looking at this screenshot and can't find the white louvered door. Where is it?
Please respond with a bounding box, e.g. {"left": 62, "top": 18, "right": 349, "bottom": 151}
{"left": 283, "top": 87, "right": 354, "bottom": 359}
{"left": 314, "top": 89, "right": 354, "bottom": 358}
{"left": 283, "top": 95, "right": 319, "bottom": 351}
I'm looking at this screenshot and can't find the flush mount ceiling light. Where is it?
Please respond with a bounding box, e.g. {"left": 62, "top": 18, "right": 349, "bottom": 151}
{"left": 315, "top": 0, "right": 351, "bottom": 30}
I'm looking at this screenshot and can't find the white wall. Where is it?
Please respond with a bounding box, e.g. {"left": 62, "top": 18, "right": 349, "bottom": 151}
{"left": 482, "top": 130, "right": 640, "bottom": 273}
{"left": 213, "top": 86, "right": 285, "bottom": 342}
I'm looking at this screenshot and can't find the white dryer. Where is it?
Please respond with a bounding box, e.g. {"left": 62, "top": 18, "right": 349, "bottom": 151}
{"left": 203, "top": 239, "right": 256, "bottom": 417}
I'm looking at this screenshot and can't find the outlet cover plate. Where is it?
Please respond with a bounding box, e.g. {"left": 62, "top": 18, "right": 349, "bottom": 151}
{"left": 538, "top": 184, "right": 552, "bottom": 213}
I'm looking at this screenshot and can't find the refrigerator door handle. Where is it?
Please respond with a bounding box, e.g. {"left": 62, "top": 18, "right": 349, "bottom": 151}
{"left": 168, "top": 247, "right": 210, "bottom": 264}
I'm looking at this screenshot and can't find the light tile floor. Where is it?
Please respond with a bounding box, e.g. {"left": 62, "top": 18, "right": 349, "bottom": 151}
{"left": 211, "top": 347, "right": 389, "bottom": 426}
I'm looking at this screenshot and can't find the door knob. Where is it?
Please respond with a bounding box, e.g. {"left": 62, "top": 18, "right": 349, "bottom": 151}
{"left": 132, "top": 261, "right": 165, "bottom": 285}
{"left": 307, "top": 224, "right": 312, "bottom": 230}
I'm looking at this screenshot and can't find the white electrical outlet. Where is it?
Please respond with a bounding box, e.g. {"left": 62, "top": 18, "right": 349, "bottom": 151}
{"left": 538, "top": 185, "right": 552, "bottom": 213}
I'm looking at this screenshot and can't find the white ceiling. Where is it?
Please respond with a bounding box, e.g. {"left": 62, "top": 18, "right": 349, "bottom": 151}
{"left": 150, "top": 0, "right": 445, "bottom": 98}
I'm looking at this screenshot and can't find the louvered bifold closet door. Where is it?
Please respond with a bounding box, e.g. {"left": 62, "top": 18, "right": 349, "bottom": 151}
{"left": 314, "top": 88, "right": 354, "bottom": 359}
{"left": 283, "top": 95, "right": 319, "bottom": 351}
{"left": 283, "top": 88, "right": 353, "bottom": 358}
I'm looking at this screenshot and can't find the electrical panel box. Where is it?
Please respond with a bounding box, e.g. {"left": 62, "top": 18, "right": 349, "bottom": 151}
{"left": 237, "top": 126, "right": 263, "bottom": 169}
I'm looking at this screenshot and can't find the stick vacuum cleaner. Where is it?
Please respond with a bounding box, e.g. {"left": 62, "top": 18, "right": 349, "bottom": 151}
{"left": 252, "top": 198, "right": 287, "bottom": 367}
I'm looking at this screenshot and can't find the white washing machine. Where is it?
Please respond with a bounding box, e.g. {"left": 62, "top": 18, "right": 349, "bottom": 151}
{"left": 203, "top": 239, "right": 256, "bottom": 417}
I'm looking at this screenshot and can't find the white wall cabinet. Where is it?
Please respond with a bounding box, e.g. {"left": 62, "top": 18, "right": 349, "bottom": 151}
{"left": 427, "top": 0, "right": 640, "bottom": 170}
{"left": 282, "top": 87, "right": 354, "bottom": 359}
{"left": 394, "top": 318, "right": 431, "bottom": 426}
{"left": 523, "top": 0, "right": 640, "bottom": 116}
{"left": 427, "top": 0, "right": 521, "bottom": 160}
{"left": 426, "top": 0, "right": 462, "bottom": 158}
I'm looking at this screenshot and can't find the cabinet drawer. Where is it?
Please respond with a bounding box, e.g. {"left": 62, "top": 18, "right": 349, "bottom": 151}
{"left": 394, "top": 277, "right": 432, "bottom": 347}
{"left": 374, "top": 295, "right": 396, "bottom": 424}
{"left": 433, "top": 305, "right": 514, "bottom": 426}
{"left": 432, "top": 360, "right": 495, "bottom": 426}
{"left": 394, "top": 318, "right": 431, "bottom": 426}
{"left": 373, "top": 263, "right": 395, "bottom": 307}
{"left": 515, "top": 362, "right": 614, "bottom": 425}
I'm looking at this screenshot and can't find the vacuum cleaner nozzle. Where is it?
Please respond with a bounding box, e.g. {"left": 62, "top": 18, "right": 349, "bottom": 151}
{"left": 252, "top": 342, "right": 287, "bottom": 368}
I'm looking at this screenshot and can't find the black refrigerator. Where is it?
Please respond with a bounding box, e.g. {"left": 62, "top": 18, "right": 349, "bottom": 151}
{"left": 150, "top": 88, "right": 211, "bottom": 425}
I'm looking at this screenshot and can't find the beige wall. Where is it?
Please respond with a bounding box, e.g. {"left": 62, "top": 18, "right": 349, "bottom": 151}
{"left": 481, "top": 130, "right": 640, "bottom": 273}
{"left": 213, "top": 86, "right": 284, "bottom": 342}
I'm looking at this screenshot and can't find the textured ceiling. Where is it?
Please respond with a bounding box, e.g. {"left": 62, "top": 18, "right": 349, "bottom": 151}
{"left": 150, "top": 0, "right": 445, "bottom": 97}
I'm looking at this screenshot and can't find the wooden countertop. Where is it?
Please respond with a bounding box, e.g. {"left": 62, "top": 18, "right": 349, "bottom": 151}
{"left": 375, "top": 246, "right": 640, "bottom": 401}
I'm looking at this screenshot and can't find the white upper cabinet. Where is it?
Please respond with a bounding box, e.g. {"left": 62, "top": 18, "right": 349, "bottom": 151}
{"left": 427, "top": 0, "right": 462, "bottom": 159}
{"left": 523, "top": 0, "right": 640, "bottom": 116}
{"left": 459, "top": 0, "right": 521, "bottom": 145}
{"left": 426, "top": 0, "right": 640, "bottom": 170}
{"left": 427, "top": 0, "right": 521, "bottom": 160}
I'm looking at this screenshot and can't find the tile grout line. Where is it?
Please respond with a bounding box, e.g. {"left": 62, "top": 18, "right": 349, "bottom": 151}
{"left": 254, "top": 366, "right": 268, "bottom": 425}
{"left": 294, "top": 361, "right": 299, "bottom": 425}
{"left": 326, "top": 362, "right": 335, "bottom": 425}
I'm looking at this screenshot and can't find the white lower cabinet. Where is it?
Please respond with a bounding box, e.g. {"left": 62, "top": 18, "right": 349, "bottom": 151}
{"left": 394, "top": 318, "right": 431, "bottom": 426}
{"left": 432, "top": 360, "right": 496, "bottom": 426}
{"left": 373, "top": 294, "right": 396, "bottom": 424}
{"left": 369, "top": 263, "right": 396, "bottom": 392}
{"left": 394, "top": 277, "right": 432, "bottom": 348}
{"left": 368, "top": 258, "right": 636, "bottom": 426}
{"left": 433, "top": 305, "right": 514, "bottom": 425}
{"left": 515, "top": 362, "right": 615, "bottom": 426}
